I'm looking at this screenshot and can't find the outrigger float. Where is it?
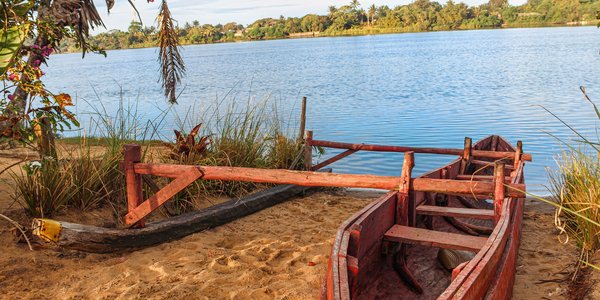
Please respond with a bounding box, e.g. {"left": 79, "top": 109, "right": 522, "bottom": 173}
{"left": 31, "top": 131, "right": 529, "bottom": 299}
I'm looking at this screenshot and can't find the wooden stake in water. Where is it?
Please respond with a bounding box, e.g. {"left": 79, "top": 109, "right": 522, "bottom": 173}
{"left": 299, "top": 96, "right": 307, "bottom": 142}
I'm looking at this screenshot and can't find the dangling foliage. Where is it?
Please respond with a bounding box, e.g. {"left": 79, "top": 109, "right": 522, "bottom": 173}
{"left": 157, "top": 0, "right": 185, "bottom": 104}
{"left": 40, "top": 0, "right": 106, "bottom": 55}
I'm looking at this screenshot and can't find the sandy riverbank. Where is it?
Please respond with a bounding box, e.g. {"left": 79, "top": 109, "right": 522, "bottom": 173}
{"left": 0, "top": 149, "right": 596, "bottom": 299}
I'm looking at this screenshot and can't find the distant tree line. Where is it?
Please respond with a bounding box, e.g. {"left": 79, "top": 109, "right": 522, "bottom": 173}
{"left": 59, "top": 0, "right": 600, "bottom": 51}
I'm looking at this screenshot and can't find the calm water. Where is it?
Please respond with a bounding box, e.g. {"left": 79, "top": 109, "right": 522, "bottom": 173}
{"left": 44, "top": 26, "right": 600, "bottom": 194}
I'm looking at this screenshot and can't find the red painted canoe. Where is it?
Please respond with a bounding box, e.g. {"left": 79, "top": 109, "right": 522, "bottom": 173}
{"left": 321, "top": 135, "right": 526, "bottom": 300}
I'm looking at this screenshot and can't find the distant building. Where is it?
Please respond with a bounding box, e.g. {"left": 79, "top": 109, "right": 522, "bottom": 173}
{"left": 289, "top": 32, "right": 321, "bottom": 38}
{"left": 234, "top": 30, "right": 244, "bottom": 38}
{"left": 517, "top": 12, "right": 542, "bottom": 17}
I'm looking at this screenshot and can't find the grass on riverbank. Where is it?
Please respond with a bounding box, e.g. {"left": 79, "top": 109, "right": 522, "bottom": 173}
{"left": 12, "top": 95, "right": 308, "bottom": 222}
{"left": 543, "top": 87, "right": 600, "bottom": 274}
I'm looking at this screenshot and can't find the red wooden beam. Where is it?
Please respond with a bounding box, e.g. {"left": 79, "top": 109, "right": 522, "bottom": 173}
{"left": 494, "top": 162, "right": 506, "bottom": 224}
{"left": 307, "top": 138, "right": 532, "bottom": 161}
{"left": 310, "top": 149, "right": 357, "bottom": 171}
{"left": 124, "top": 167, "right": 203, "bottom": 226}
{"left": 124, "top": 144, "right": 144, "bottom": 227}
{"left": 133, "top": 163, "right": 526, "bottom": 197}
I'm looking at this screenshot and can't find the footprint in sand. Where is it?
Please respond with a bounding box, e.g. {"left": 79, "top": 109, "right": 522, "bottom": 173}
{"left": 208, "top": 255, "right": 242, "bottom": 274}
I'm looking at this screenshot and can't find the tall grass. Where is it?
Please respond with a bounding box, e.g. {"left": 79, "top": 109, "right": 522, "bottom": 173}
{"left": 12, "top": 91, "right": 167, "bottom": 220}
{"left": 168, "top": 98, "right": 306, "bottom": 199}
{"left": 545, "top": 86, "right": 600, "bottom": 269}
{"left": 12, "top": 89, "right": 308, "bottom": 219}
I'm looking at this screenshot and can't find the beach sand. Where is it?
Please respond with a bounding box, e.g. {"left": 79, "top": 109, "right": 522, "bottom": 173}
{"left": 0, "top": 150, "right": 595, "bottom": 299}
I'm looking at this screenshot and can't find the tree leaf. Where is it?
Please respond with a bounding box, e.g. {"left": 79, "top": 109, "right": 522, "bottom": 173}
{"left": 0, "top": 25, "right": 30, "bottom": 76}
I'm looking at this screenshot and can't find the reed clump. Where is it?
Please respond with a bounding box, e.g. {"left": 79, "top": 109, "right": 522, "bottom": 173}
{"left": 544, "top": 86, "right": 600, "bottom": 270}
{"left": 548, "top": 150, "right": 600, "bottom": 263}
{"left": 12, "top": 94, "right": 162, "bottom": 220}
{"left": 13, "top": 92, "right": 308, "bottom": 219}
{"left": 165, "top": 99, "right": 306, "bottom": 204}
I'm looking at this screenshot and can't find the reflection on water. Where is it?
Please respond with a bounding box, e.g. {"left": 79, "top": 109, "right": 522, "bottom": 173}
{"left": 43, "top": 26, "right": 600, "bottom": 194}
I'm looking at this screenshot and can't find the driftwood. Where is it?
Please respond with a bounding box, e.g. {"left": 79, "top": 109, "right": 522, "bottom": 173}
{"left": 32, "top": 184, "right": 318, "bottom": 253}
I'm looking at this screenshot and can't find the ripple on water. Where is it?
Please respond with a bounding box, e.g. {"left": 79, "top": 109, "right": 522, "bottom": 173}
{"left": 43, "top": 26, "right": 600, "bottom": 195}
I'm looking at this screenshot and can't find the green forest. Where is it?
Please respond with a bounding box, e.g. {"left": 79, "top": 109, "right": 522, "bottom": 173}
{"left": 63, "top": 0, "right": 600, "bottom": 51}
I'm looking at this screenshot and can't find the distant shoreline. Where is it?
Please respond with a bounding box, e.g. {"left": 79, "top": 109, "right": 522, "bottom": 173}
{"left": 58, "top": 23, "right": 597, "bottom": 56}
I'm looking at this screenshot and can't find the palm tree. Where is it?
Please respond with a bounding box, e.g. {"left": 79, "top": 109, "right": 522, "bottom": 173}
{"left": 369, "top": 4, "right": 377, "bottom": 26}
{"left": 350, "top": 0, "right": 361, "bottom": 11}
{"left": 328, "top": 5, "right": 337, "bottom": 18}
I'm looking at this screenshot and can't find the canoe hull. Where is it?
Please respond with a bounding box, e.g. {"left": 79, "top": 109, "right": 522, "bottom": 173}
{"left": 322, "top": 135, "right": 526, "bottom": 300}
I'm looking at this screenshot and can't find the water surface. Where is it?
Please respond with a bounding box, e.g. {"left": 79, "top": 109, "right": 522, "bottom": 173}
{"left": 44, "top": 26, "right": 600, "bottom": 194}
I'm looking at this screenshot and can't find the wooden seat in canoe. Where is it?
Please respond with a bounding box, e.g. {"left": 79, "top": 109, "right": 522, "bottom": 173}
{"left": 383, "top": 225, "right": 488, "bottom": 252}
{"left": 416, "top": 205, "right": 495, "bottom": 220}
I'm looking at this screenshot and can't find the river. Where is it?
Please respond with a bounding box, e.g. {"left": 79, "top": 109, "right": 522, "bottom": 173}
{"left": 44, "top": 26, "right": 600, "bottom": 194}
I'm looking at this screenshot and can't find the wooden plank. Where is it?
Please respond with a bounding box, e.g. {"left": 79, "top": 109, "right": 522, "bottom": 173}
{"left": 399, "top": 152, "right": 414, "bottom": 226}
{"left": 416, "top": 205, "right": 495, "bottom": 220}
{"left": 133, "top": 164, "right": 527, "bottom": 197}
{"left": 383, "top": 225, "right": 488, "bottom": 252}
{"left": 460, "top": 137, "right": 472, "bottom": 174}
{"left": 304, "top": 130, "right": 313, "bottom": 170}
{"left": 124, "top": 144, "right": 144, "bottom": 227}
{"left": 31, "top": 184, "right": 318, "bottom": 253}
{"left": 308, "top": 139, "right": 532, "bottom": 161}
{"left": 299, "top": 96, "right": 307, "bottom": 143}
{"left": 441, "top": 161, "right": 524, "bottom": 299}
{"left": 125, "top": 168, "right": 203, "bottom": 225}
{"left": 471, "top": 160, "right": 515, "bottom": 170}
{"left": 327, "top": 191, "right": 398, "bottom": 300}
{"left": 494, "top": 163, "right": 506, "bottom": 224}
{"left": 311, "top": 149, "right": 357, "bottom": 171}
{"left": 456, "top": 175, "right": 511, "bottom": 181}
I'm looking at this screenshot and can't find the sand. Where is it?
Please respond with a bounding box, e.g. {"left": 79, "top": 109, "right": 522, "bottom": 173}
{"left": 0, "top": 148, "right": 597, "bottom": 299}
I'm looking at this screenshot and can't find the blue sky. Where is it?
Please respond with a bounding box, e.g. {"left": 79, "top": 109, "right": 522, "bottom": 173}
{"left": 94, "top": 0, "right": 528, "bottom": 32}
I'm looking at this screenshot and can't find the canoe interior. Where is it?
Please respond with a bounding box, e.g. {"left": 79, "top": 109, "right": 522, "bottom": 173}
{"left": 325, "top": 135, "right": 525, "bottom": 300}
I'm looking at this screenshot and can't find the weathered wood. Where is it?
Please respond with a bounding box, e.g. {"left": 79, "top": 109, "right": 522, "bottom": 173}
{"left": 325, "top": 191, "right": 398, "bottom": 299}
{"left": 299, "top": 96, "right": 307, "bottom": 143}
{"left": 416, "top": 205, "right": 495, "bottom": 220}
{"left": 124, "top": 144, "right": 144, "bottom": 227}
{"left": 440, "top": 163, "right": 524, "bottom": 299}
{"left": 31, "top": 184, "right": 319, "bottom": 253}
{"left": 460, "top": 137, "right": 472, "bottom": 174}
{"left": 311, "top": 149, "right": 357, "bottom": 171}
{"left": 494, "top": 163, "right": 506, "bottom": 224}
{"left": 514, "top": 141, "right": 523, "bottom": 170}
{"left": 308, "top": 139, "right": 532, "bottom": 161}
{"left": 125, "top": 168, "right": 204, "bottom": 226}
{"left": 384, "top": 225, "right": 488, "bottom": 252}
{"left": 142, "top": 174, "right": 161, "bottom": 193}
{"left": 133, "top": 164, "right": 526, "bottom": 197}
{"left": 471, "top": 159, "right": 515, "bottom": 170}
{"left": 304, "top": 130, "right": 313, "bottom": 170}
{"left": 399, "top": 152, "right": 414, "bottom": 226}
{"left": 456, "top": 175, "right": 511, "bottom": 181}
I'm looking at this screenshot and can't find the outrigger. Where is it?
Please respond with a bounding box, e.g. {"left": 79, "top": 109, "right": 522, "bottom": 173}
{"left": 32, "top": 132, "right": 528, "bottom": 299}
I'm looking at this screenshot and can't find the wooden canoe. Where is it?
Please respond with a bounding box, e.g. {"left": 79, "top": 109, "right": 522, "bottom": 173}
{"left": 321, "top": 135, "right": 526, "bottom": 300}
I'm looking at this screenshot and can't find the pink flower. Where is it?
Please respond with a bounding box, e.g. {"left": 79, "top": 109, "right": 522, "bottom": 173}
{"left": 7, "top": 95, "right": 14, "bottom": 101}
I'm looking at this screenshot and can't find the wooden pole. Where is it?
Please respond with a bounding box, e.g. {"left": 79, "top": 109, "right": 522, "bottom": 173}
{"left": 299, "top": 96, "right": 307, "bottom": 143}
{"left": 398, "top": 152, "right": 415, "bottom": 226}
{"left": 514, "top": 141, "right": 523, "bottom": 170}
{"left": 124, "top": 144, "right": 144, "bottom": 227}
{"left": 460, "top": 137, "right": 472, "bottom": 174}
{"left": 493, "top": 162, "right": 506, "bottom": 224}
{"left": 304, "top": 130, "right": 313, "bottom": 170}
{"left": 133, "top": 163, "right": 527, "bottom": 198}
{"left": 309, "top": 139, "right": 532, "bottom": 161}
